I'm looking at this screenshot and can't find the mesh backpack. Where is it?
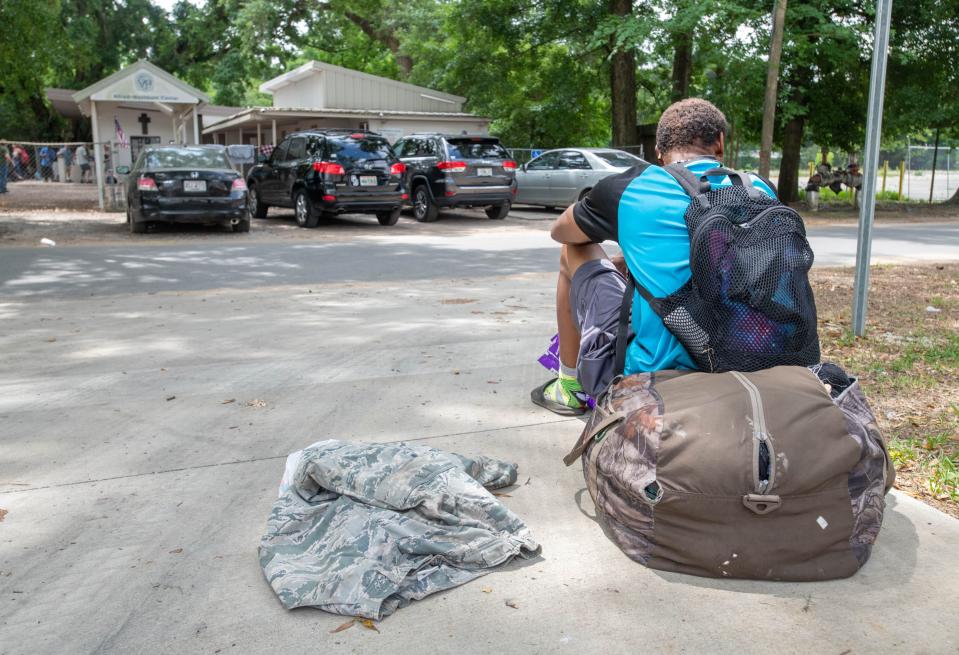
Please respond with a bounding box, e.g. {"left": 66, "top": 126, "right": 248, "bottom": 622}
{"left": 614, "top": 164, "right": 820, "bottom": 374}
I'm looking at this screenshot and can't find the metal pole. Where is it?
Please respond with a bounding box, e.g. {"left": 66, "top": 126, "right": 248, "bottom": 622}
{"left": 852, "top": 0, "right": 893, "bottom": 337}
{"left": 193, "top": 108, "right": 200, "bottom": 144}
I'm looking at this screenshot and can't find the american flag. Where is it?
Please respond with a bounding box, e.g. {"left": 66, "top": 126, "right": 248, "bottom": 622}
{"left": 114, "top": 116, "right": 129, "bottom": 148}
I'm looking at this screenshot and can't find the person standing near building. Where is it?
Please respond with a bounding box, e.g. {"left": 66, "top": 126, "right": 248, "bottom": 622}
{"left": 0, "top": 143, "right": 12, "bottom": 193}
{"left": 39, "top": 145, "right": 55, "bottom": 181}
{"left": 58, "top": 145, "right": 74, "bottom": 182}
{"left": 76, "top": 144, "right": 91, "bottom": 183}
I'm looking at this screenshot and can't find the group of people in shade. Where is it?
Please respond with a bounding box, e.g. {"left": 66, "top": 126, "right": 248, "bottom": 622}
{"left": 0, "top": 143, "right": 94, "bottom": 193}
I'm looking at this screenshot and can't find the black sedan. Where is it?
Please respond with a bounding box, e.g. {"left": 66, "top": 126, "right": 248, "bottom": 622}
{"left": 118, "top": 145, "right": 250, "bottom": 234}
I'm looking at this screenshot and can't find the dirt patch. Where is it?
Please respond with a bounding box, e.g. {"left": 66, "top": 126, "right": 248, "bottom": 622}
{"left": 802, "top": 202, "right": 959, "bottom": 226}
{"left": 814, "top": 263, "right": 959, "bottom": 518}
{"left": 0, "top": 180, "right": 100, "bottom": 211}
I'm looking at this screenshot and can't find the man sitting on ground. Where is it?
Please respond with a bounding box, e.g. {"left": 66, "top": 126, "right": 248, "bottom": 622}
{"left": 531, "top": 98, "right": 775, "bottom": 415}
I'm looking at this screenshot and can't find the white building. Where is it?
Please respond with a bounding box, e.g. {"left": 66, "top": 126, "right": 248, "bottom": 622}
{"left": 203, "top": 60, "right": 491, "bottom": 146}
{"left": 46, "top": 59, "right": 489, "bottom": 208}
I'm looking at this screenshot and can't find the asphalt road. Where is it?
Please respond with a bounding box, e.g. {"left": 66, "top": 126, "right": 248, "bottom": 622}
{"left": 1, "top": 220, "right": 957, "bottom": 299}
{"left": 2, "top": 214, "right": 957, "bottom": 653}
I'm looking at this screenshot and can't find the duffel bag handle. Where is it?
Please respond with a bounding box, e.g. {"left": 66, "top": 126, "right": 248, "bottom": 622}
{"left": 742, "top": 494, "right": 781, "bottom": 515}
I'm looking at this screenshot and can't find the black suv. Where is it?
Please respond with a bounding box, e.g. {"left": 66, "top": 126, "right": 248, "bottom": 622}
{"left": 392, "top": 134, "right": 516, "bottom": 221}
{"left": 247, "top": 129, "right": 407, "bottom": 227}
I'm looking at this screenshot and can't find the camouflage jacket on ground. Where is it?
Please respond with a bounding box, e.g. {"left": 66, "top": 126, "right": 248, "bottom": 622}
{"left": 259, "top": 440, "right": 541, "bottom": 620}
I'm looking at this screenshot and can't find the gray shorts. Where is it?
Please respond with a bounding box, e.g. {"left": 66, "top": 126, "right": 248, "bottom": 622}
{"left": 569, "top": 258, "right": 629, "bottom": 397}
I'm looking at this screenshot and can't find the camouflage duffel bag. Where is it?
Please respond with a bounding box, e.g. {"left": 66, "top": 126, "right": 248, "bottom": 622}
{"left": 564, "top": 364, "right": 895, "bottom": 581}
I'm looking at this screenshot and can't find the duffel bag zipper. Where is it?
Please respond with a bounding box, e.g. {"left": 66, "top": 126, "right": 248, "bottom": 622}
{"left": 730, "top": 371, "right": 776, "bottom": 493}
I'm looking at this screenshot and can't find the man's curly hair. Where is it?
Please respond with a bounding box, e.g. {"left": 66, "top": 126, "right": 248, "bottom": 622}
{"left": 655, "top": 98, "right": 728, "bottom": 155}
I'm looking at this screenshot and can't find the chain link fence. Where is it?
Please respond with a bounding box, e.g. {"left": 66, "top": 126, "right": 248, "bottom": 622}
{"left": 0, "top": 140, "right": 130, "bottom": 210}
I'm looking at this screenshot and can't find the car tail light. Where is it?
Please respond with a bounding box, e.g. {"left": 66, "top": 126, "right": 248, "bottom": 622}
{"left": 437, "top": 161, "right": 467, "bottom": 173}
{"left": 322, "top": 195, "right": 336, "bottom": 202}
{"left": 137, "top": 176, "right": 157, "bottom": 192}
{"left": 350, "top": 133, "right": 366, "bottom": 138}
{"left": 231, "top": 178, "right": 248, "bottom": 192}
{"left": 502, "top": 160, "right": 517, "bottom": 171}
{"left": 390, "top": 162, "right": 406, "bottom": 175}
{"left": 445, "top": 190, "right": 456, "bottom": 197}
{"left": 313, "top": 161, "right": 345, "bottom": 175}
{"left": 401, "top": 193, "right": 409, "bottom": 200}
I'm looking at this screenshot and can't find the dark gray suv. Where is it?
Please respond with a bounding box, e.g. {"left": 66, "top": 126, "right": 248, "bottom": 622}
{"left": 393, "top": 134, "right": 517, "bottom": 221}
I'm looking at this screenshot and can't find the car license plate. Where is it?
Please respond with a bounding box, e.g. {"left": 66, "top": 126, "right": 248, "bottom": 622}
{"left": 183, "top": 180, "right": 206, "bottom": 192}
{"left": 360, "top": 176, "right": 377, "bottom": 186}
{"left": 477, "top": 168, "right": 492, "bottom": 177}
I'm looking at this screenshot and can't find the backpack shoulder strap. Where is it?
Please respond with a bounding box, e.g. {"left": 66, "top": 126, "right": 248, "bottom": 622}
{"left": 663, "top": 162, "right": 707, "bottom": 198}
{"left": 613, "top": 272, "right": 659, "bottom": 376}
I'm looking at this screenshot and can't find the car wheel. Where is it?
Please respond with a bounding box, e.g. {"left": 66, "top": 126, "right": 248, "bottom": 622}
{"left": 376, "top": 208, "right": 402, "bottom": 226}
{"left": 249, "top": 184, "right": 268, "bottom": 218}
{"left": 294, "top": 190, "right": 319, "bottom": 228}
{"left": 233, "top": 217, "right": 251, "bottom": 233}
{"left": 485, "top": 202, "right": 510, "bottom": 220}
{"left": 128, "top": 204, "right": 147, "bottom": 233}
{"left": 412, "top": 185, "right": 438, "bottom": 222}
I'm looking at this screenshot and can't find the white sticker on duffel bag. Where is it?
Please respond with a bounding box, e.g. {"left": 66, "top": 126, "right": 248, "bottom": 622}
{"left": 816, "top": 516, "right": 829, "bottom": 530}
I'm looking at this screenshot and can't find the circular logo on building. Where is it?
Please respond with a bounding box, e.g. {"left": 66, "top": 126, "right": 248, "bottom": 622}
{"left": 134, "top": 73, "right": 154, "bottom": 93}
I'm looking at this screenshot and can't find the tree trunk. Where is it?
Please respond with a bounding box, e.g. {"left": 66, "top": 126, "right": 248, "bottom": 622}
{"left": 758, "top": 0, "right": 788, "bottom": 179}
{"left": 779, "top": 115, "right": 805, "bottom": 204}
{"left": 928, "top": 127, "right": 940, "bottom": 203}
{"left": 343, "top": 10, "right": 413, "bottom": 77}
{"left": 609, "top": 0, "right": 637, "bottom": 147}
{"left": 670, "top": 30, "right": 693, "bottom": 102}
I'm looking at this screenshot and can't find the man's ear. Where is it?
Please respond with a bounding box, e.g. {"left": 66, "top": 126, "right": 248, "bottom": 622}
{"left": 715, "top": 133, "right": 725, "bottom": 162}
{"left": 654, "top": 147, "right": 663, "bottom": 166}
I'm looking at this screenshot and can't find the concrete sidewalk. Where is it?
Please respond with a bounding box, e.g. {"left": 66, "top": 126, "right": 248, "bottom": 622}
{"left": 1, "top": 272, "right": 957, "bottom": 654}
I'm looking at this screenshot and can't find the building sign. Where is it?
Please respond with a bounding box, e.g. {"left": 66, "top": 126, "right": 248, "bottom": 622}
{"left": 91, "top": 70, "right": 198, "bottom": 104}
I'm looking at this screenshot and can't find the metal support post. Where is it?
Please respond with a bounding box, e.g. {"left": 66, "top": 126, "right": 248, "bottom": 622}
{"left": 852, "top": 0, "right": 893, "bottom": 337}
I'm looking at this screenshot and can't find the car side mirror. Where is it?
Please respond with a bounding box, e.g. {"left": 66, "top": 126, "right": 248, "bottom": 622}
{"left": 115, "top": 165, "right": 130, "bottom": 175}
{"left": 521, "top": 163, "right": 527, "bottom": 172}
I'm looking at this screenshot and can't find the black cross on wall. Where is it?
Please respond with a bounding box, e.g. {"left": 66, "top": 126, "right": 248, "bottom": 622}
{"left": 138, "top": 113, "right": 151, "bottom": 135}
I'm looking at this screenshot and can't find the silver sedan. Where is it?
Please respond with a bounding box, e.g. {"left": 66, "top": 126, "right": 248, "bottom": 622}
{"left": 514, "top": 148, "right": 644, "bottom": 208}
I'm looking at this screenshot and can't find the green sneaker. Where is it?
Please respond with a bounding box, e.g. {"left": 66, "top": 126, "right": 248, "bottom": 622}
{"left": 530, "top": 375, "right": 588, "bottom": 416}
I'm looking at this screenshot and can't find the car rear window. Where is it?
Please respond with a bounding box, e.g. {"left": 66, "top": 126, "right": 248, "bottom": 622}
{"left": 325, "top": 135, "right": 394, "bottom": 167}
{"left": 593, "top": 150, "right": 642, "bottom": 167}
{"left": 445, "top": 139, "right": 509, "bottom": 160}
{"left": 144, "top": 148, "right": 230, "bottom": 169}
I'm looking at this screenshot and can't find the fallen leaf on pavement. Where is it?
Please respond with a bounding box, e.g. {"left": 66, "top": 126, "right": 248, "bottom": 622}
{"left": 168, "top": 548, "right": 183, "bottom": 554}
{"left": 221, "top": 399, "right": 235, "bottom": 404}
{"left": 0, "top": 508, "right": 7, "bottom": 522}
{"left": 329, "top": 620, "right": 355, "bottom": 634}
{"left": 46, "top": 337, "right": 57, "bottom": 343}
{"left": 166, "top": 396, "right": 176, "bottom": 401}
{"left": 481, "top": 586, "right": 493, "bottom": 593}
{"left": 505, "top": 600, "right": 519, "bottom": 609}
{"left": 492, "top": 492, "right": 512, "bottom": 497}
{"left": 246, "top": 399, "right": 267, "bottom": 408}
{"left": 360, "top": 619, "right": 380, "bottom": 633}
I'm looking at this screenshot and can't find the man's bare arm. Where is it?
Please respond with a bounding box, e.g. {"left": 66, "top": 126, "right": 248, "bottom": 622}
{"left": 550, "top": 204, "right": 593, "bottom": 245}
